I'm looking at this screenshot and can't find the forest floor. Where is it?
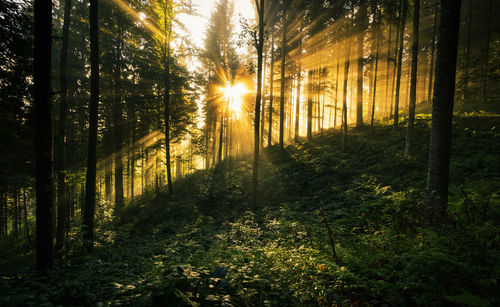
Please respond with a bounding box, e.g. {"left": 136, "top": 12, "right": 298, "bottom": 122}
{"left": 1, "top": 113, "right": 499, "bottom": 306}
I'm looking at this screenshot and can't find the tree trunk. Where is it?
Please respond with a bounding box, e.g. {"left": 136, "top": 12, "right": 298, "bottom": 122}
{"left": 113, "top": 29, "right": 124, "bottom": 214}
{"left": 279, "top": 7, "right": 286, "bottom": 152}
{"left": 34, "top": 0, "right": 54, "bottom": 270}
{"left": 426, "top": 0, "right": 461, "bottom": 221}
{"left": 268, "top": 33, "right": 274, "bottom": 147}
{"left": 54, "top": 0, "right": 71, "bottom": 255}
{"left": 393, "top": 0, "right": 408, "bottom": 130}
{"left": 356, "top": 0, "right": 367, "bottom": 127}
{"left": 164, "top": 21, "right": 173, "bottom": 195}
{"left": 479, "top": 0, "right": 493, "bottom": 104}
{"left": 307, "top": 70, "right": 313, "bottom": 142}
{"left": 405, "top": 0, "right": 420, "bottom": 157}
{"left": 427, "top": 1, "right": 438, "bottom": 105}
{"left": 462, "top": 0, "right": 472, "bottom": 102}
{"left": 252, "top": 0, "right": 264, "bottom": 208}
{"left": 294, "top": 28, "right": 303, "bottom": 142}
{"left": 371, "top": 7, "right": 382, "bottom": 136}
{"left": 23, "top": 188, "right": 31, "bottom": 242}
{"left": 83, "top": 0, "right": 99, "bottom": 252}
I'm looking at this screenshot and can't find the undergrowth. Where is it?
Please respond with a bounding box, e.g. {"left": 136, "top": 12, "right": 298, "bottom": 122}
{"left": 1, "top": 114, "right": 499, "bottom": 306}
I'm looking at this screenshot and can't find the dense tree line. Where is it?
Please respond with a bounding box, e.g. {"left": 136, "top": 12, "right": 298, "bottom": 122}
{"left": 0, "top": 0, "right": 498, "bottom": 273}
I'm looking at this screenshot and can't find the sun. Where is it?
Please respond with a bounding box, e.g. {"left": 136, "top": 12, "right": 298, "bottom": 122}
{"left": 220, "top": 83, "right": 248, "bottom": 115}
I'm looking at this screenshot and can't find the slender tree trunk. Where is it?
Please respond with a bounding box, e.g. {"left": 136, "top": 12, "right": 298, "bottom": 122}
{"left": 54, "top": 0, "right": 71, "bottom": 254}
{"left": 307, "top": 70, "right": 313, "bottom": 141}
{"left": 384, "top": 22, "right": 392, "bottom": 115}
{"left": 462, "top": 0, "right": 472, "bottom": 102}
{"left": 261, "top": 47, "right": 267, "bottom": 149}
{"left": 113, "top": 28, "right": 124, "bottom": 214}
{"left": 394, "top": 0, "right": 408, "bottom": 130}
{"left": 342, "top": 24, "right": 353, "bottom": 151}
{"left": 427, "top": 1, "right": 438, "bottom": 105}
{"left": 427, "top": 0, "right": 461, "bottom": 221}
{"left": 371, "top": 7, "right": 382, "bottom": 136}
{"left": 23, "top": 188, "right": 31, "bottom": 242}
{"left": 356, "top": 0, "right": 367, "bottom": 127}
{"left": 268, "top": 32, "right": 274, "bottom": 147}
{"left": 218, "top": 108, "right": 224, "bottom": 163}
{"left": 252, "top": 0, "right": 264, "bottom": 208}
{"left": 164, "top": 21, "right": 173, "bottom": 195}
{"left": 334, "top": 59, "right": 339, "bottom": 133}
{"left": 34, "top": 0, "right": 54, "bottom": 270}
{"left": 83, "top": 0, "right": 99, "bottom": 252}
{"left": 279, "top": 8, "right": 287, "bottom": 152}
{"left": 479, "top": 0, "right": 493, "bottom": 104}
{"left": 405, "top": 0, "right": 420, "bottom": 157}
{"left": 0, "top": 186, "right": 5, "bottom": 236}
{"left": 294, "top": 29, "right": 303, "bottom": 142}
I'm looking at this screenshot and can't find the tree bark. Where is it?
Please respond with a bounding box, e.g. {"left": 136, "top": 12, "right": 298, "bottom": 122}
{"left": 268, "top": 33, "right": 274, "bottom": 147}
{"left": 279, "top": 6, "right": 287, "bottom": 152}
{"left": 252, "top": 0, "right": 264, "bottom": 209}
{"left": 34, "top": 0, "right": 54, "bottom": 270}
{"left": 393, "top": 0, "right": 408, "bottom": 130}
{"left": 426, "top": 0, "right": 461, "bottom": 221}
{"left": 83, "top": 0, "right": 99, "bottom": 252}
{"left": 356, "top": 0, "right": 367, "bottom": 127}
{"left": 307, "top": 70, "right": 313, "bottom": 142}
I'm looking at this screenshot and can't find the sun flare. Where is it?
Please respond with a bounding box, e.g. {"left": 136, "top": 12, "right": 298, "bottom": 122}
{"left": 220, "top": 83, "right": 248, "bottom": 115}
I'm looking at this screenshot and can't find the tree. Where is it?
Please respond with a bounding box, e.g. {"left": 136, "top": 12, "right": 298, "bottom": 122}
{"left": 253, "top": 0, "right": 265, "bottom": 208}
{"left": 279, "top": 3, "right": 287, "bottom": 152}
{"left": 426, "top": 0, "right": 462, "bottom": 220}
{"left": 356, "top": 0, "right": 368, "bottom": 127}
{"left": 34, "top": 0, "right": 54, "bottom": 271}
{"left": 83, "top": 0, "right": 99, "bottom": 251}
{"left": 404, "top": 0, "right": 420, "bottom": 157}
{"left": 55, "top": 0, "right": 72, "bottom": 254}
{"left": 393, "top": 0, "right": 407, "bottom": 130}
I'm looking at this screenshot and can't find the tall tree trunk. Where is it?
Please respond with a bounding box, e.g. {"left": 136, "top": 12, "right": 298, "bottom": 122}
{"left": 83, "top": 0, "right": 99, "bottom": 252}
{"left": 279, "top": 7, "right": 287, "bottom": 152}
{"left": 218, "top": 109, "right": 224, "bottom": 163}
{"left": 164, "top": 20, "right": 173, "bottom": 195}
{"left": 113, "top": 29, "right": 124, "bottom": 214}
{"left": 34, "top": 0, "right": 54, "bottom": 270}
{"left": 384, "top": 22, "right": 392, "bottom": 115}
{"left": 427, "top": 1, "right": 438, "bottom": 105}
{"left": 356, "top": 0, "right": 367, "bottom": 127}
{"left": 0, "top": 186, "right": 5, "bottom": 236}
{"left": 342, "top": 23, "right": 353, "bottom": 151}
{"left": 371, "top": 6, "right": 382, "bottom": 136}
{"left": 479, "top": 0, "right": 493, "bottom": 105}
{"left": 427, "top": 0, "right": 461, "bottom": 221}
{"left": 462, "top": 0, "right": 472, "bottom": 102}
{"left": 294, "top": 28, "right": 303, "bottom": 142}
{"left": 394, "top": 0, "right": 408, "bottom": 130}
{"left": 268, "top": 33, "right": 274, "bottom": 147}
{"left": 334, "top": 58, "right": 339, "bottom": 133}
{"left": 260, "top": 47, "right": 267, "bottom": 149}
{"left": 307, "top": 70, "right": 313, "bottom": 141}
{"left": 54, "top": 0, "right": 71, "bottom": 255}
{"left": 252, "top": 0, "right": 264, "bottom": 208}
{"left": 23, "top": 188, "right": 31, "bottom": 242}
{"left": 405, "top": 0, "right": 420, "bottom": 157}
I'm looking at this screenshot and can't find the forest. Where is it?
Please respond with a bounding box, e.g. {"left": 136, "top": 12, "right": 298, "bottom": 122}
{"left": 0, "top": 0, "right": 499, "bottom": 305}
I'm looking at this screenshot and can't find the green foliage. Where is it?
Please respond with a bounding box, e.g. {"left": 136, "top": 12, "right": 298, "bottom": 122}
{"left": 1, "top": 116, "right": 499, "bottom": 306}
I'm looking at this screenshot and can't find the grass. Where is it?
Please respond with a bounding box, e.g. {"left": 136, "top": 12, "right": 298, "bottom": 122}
{"left": 1, "top": 113, "right": 499, "bottom": 306}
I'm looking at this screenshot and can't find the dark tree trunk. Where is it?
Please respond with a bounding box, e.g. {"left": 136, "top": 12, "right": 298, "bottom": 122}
{"left": 462, "top": 0, "right": 472, "bottom": 102}
{"left": 479, "top": 0, "right": 493, "bottom": 104}
{"left": 23, "top": 188, "right": 31, "bottom": 242}
{"left": 83, "top": 0, "right": 99, "bottom": 252}
{"left": 34, "top": 0, "right": 54, "bottom": 271}
{"left": 113, "top": 29, "right": 124, "bottom": 214}
{"left": 356, "top": 0, "right": 367, "bottom": 127}
{"left": 394, "top": 0, "right": 408, "bottom": 130}
{"left": 294, "top": 29, "right": 303, "bottom": 142}
{"left": 54, "top": 0, "right": 71, "bottom": 255}
{"left": 427, "top": 1, "right": 438, "bottom": 105}
{"left": 342, "top": 33, "right": 353, "bottom": 151}
{"left": 405, "top": 0, "right": 420, "bottom": 157}
{"left": 279, "top": 7, "right": 286, "bottom": 152}
{"left": 427, "top": 0, "right": 461, "bottom": 220}
{"left": 164, "top": 21, "right": 173, "bottom": 195}
{"left": 268, "top": 33, "right": 274, "bottom": 147}
{"left": 307, "top": 70, "right": 313, "bottom": 142}
{"left": 371, "top": 6, "right": 382, "bottom": 136}
{"left": 252, "top": 0, "right": 264, "bottom": 208}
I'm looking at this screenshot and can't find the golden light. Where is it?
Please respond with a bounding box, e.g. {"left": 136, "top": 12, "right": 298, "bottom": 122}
{"left": 220, "top": 83, "right": 248, "bottom": 114}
